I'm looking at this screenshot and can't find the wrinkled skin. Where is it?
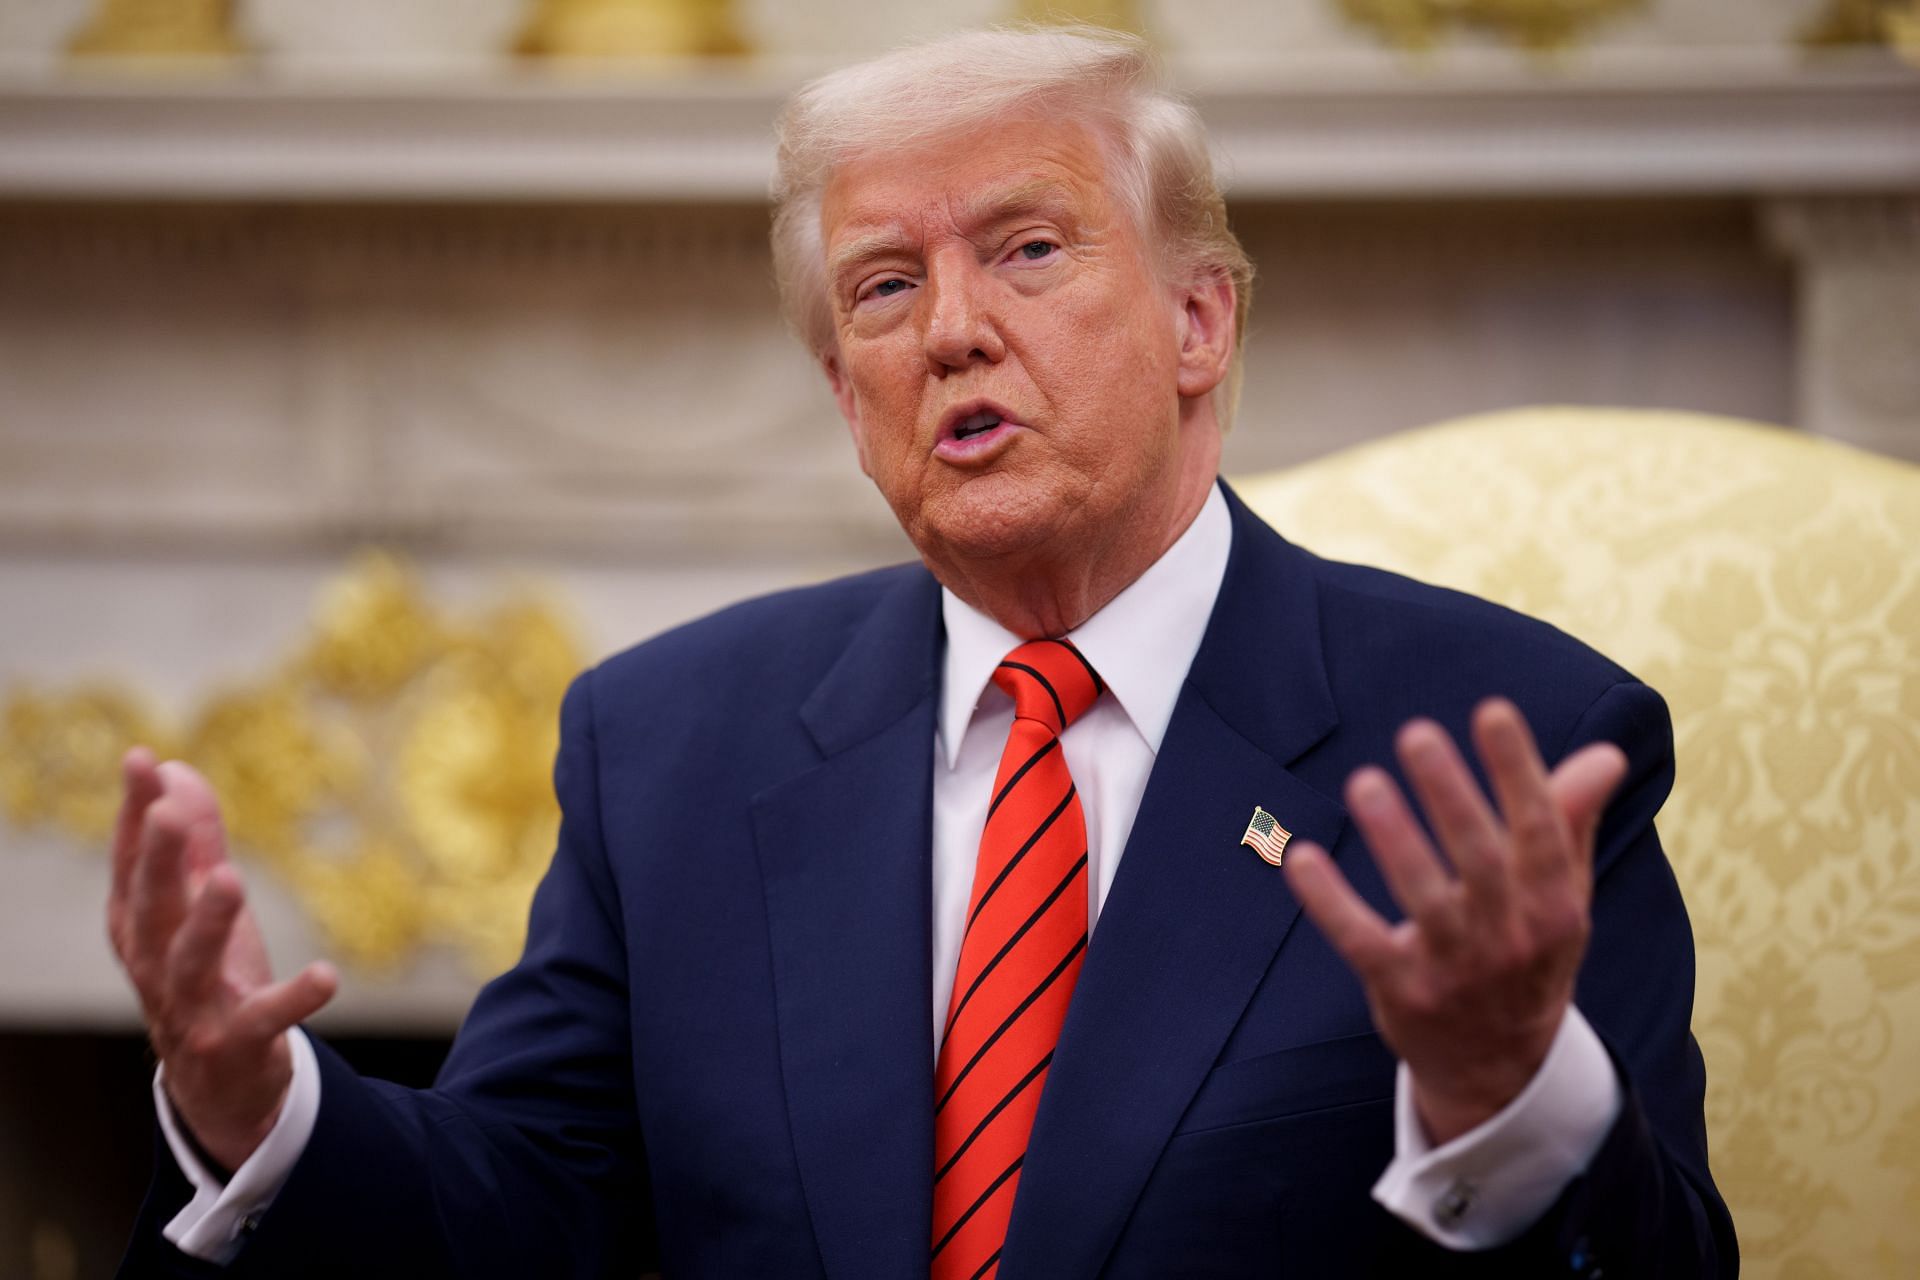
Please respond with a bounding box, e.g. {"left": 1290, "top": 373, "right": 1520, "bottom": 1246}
{"left": 817, "top": 111, "right": 1233, "bottom": 638}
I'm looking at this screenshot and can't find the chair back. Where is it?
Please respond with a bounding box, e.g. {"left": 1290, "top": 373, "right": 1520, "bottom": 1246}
{"left": 1236, "top": 407, "right": 1920, "bottom": 1279}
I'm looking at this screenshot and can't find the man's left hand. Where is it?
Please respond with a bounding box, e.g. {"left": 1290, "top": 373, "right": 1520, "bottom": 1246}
{"left": 1283, "top": 697, "right": 1627, "bottom": 1144}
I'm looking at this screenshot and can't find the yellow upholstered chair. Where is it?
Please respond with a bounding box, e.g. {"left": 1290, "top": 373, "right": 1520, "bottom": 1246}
{"left": 1236, "top": 408, "right": 1920, "bottom": 1280}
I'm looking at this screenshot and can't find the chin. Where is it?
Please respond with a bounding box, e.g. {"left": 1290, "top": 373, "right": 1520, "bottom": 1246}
{"left": 912, "top": 478, "right": 1077, "bottom": 565}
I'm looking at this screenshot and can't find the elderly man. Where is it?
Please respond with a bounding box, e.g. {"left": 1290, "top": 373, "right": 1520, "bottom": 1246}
{"left": 115, "top": 26, "right": 1734, "bottom": 1279}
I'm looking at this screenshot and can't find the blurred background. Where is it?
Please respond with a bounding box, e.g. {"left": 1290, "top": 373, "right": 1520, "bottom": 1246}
{"left": 0, "top": 2, "right": 1916, "bottom": 1276}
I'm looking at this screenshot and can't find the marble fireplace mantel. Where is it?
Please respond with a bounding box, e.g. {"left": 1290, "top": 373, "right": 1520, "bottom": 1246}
{"left": 2, "top": 55, "right": 1916, "bottom": 200}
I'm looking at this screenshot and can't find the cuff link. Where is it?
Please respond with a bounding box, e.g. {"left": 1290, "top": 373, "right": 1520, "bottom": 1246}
{"left": 1434, "top": 1178, "right": 1478, "bottom": 1226}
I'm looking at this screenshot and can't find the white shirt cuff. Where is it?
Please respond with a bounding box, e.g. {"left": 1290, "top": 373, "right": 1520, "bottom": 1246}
{"left": 155, "top": 1027, "right": 321, "bottom": 1264}
{"left": 1371, "top": 1005, "right": 1621, "bottom": 1249}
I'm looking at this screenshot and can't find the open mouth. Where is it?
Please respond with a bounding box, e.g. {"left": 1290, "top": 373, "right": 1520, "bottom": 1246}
{"left": 935, "top": 400, "right": 1022, "bottom": 463}
{"left": 952, "top": 410, "right": 1002, "bottom": 441}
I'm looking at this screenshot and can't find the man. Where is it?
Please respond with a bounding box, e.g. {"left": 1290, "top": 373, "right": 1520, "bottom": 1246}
{"left": 114, "top": 26, "right": 1735, "bottom": 1278}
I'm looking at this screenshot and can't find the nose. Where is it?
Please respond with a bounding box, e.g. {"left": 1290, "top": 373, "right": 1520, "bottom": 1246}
{"left": 921, "top": 249, "right": 1006, "bottom": 374}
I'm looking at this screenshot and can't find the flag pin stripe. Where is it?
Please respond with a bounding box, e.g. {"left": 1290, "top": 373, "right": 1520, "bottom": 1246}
{"left": 1240, "top": 805, "right": 1291, "bottom": 866}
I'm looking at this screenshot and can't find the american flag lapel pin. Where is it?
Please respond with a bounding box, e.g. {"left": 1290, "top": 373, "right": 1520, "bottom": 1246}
{"left": 1240, "top": 806, "right": 1291, "bottom": 867}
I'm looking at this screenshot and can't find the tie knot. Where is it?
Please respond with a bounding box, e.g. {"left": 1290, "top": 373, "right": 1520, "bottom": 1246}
{"left": 992, "top": 639, "right": 1104, "bottom": 734}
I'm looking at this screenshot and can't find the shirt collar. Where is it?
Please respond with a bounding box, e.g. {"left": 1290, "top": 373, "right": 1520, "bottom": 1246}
{"left": 938, "top": 482, "right": 1233, "bottom": 769}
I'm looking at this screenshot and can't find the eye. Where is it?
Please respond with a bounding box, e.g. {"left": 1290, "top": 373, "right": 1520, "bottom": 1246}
{"left": 1016, "top": 240, "right": 1057, "bottom": 262}
{"left": 865, "top": 278, "right": 911, "bottom": 301}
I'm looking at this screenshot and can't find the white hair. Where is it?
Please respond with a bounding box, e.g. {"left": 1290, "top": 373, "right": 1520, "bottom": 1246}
{"left": 770, "top": 25, "right": 1254, "bottom": 428}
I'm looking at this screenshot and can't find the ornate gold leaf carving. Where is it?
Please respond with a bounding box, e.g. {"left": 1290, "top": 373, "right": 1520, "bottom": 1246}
{"left": 1802, "top": 1, "right": 1920, "bottom": 65}
{"left": 1, "top": 687, "right": 167, "bottom": 843}
{"left": 1336, "top": 0, "right": 1647, "bottom": 52}
{"left": 515, "top": 0, "right": 747, "bottom": 58}
{"left": 0, "top": 551, "right": 584, "bottom": 976}
{"left": 1013, "top": 1, "right": 1145, "bottom": 35}
{"left": 67, "top": 0, "right": 245, "bottom": 58}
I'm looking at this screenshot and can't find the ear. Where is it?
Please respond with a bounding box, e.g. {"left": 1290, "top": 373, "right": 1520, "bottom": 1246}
{"left": 1174, "top": 270, "right": 1237, "bottom": 401}
{"left": 822, "top": 352, "right": 873, "bottom": 476}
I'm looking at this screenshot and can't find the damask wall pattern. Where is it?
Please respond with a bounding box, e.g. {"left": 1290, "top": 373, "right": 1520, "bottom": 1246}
{"left": 1236, "top": 408, "right": 1920, "bottom": 1278}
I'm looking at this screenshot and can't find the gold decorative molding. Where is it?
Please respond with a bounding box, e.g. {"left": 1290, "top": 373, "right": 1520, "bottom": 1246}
{"left": 0, "top": 552, "right": 585, "bottom": 976}
{"left": 1335, "top": 0, "right": 1647, "bottom": 51}
{"left": 515, "top": 0, "right": 747, "bottom": 58}
{"left": 67, "top": 0, "right": 245, "bottom": 59}
{"left": 1013, "top": 1, "right": 1145, "bottom": 35}
{"left": 1801, "top": 0, "right": 1920, "bottom": 65}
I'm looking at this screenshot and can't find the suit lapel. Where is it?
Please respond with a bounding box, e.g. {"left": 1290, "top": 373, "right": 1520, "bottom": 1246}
{"left": 999, "top": 485, "right": 1351, "bottom": 1279}
{"left": 750, "top": 569, "right": 943, "bottom": 1280}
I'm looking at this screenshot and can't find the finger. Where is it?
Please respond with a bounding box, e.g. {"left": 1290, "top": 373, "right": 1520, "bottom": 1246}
{"left": 129, "top": 801, "right": 193, "bottom": 969}
{"left": 1283, "top": 843, "right": 1396, "bottom": 980}
{"left": 1395, "top": 719, "right": 1510, "bottom": 917}
{"left": 153, "top": 760, "right": 231, "bottom": 884}
{"left": 233, "top": 962, "right": 338, "bottom": 1044}
{"left": 1346, "top": 766, "right": 1462, "bottom": 942}
{"left": 164, "top": 864, "right": 246, "bottom": 1006}
{"left": 1548, "top": 742, "right": 1629, "bottom": 864}
{"left": 111, "top": 747, "right": 164, "bottom": 913}
{"left": 1473, "top": 699, "right": 1568, "bottom": 888}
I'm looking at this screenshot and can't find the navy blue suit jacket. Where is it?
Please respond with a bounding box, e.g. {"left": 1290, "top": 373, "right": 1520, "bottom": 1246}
{"left": 124, "top": 484, "right": 1735, "bottom": 1277}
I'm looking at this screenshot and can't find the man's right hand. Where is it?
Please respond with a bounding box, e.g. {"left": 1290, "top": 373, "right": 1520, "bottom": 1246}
{"left": 109, "top": 747, "right": 338, "bottom": 1173}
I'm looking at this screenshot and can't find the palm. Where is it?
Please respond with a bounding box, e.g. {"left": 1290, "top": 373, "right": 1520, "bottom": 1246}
{"left": 1282, "top": 699, "right": 1624, "bottom": 1141}
{"left": 108, "top": 749, "right": 336, "bottom": 1170}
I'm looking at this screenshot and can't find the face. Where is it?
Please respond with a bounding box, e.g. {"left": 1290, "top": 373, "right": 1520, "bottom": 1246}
{"left": 817, "top": 112, "right": 1230, "bottom": 584}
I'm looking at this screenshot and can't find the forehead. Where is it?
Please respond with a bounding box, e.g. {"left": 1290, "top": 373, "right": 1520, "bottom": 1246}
{"left": 818, "top": 114, "right": 1119, "bottom": 250}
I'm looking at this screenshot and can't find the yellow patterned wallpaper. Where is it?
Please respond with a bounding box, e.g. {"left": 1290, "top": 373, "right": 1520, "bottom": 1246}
{"left": 1236, "top": 408, "right": 1920, "bottom": 1278}
{"left": 0, "top": 552, "right": 583, "bottom": 976}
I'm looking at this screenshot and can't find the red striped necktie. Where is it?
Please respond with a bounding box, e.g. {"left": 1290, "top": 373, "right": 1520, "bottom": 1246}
{"left": 932, "top": 637, "right": 1104, "bottom": 1280}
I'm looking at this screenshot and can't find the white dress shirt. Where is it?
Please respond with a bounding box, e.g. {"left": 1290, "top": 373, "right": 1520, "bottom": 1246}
{"left": 163, "top": 484, "right": 1620, "bottom": 1259}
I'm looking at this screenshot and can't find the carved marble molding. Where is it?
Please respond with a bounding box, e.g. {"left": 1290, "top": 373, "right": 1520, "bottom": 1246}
{"left": 0, "top": 202, "right": 904, "bottom": 559}
{"left": 3, "top": 63, "right": 1916, "bottom": 201}
{"left": 0, "top": 195, "right": 1817, "bottom": 573}
{"left": 1765, "top": 196, "right": 1920, "bottom": 451}
{"left": 0, "top": 197, "right": 1774, "bottom": 285}
{"left": 1767, "top": 192, "right": 1920, "bottom": 260}
{"left": 0, "top": 202, "right": 773, "bottom": 284}
{"left": 1232, "top": 198, "right": 1771, "bottom": 274}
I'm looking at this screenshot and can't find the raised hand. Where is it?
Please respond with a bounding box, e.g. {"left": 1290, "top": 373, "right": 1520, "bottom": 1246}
{"left": 107, "top": 747, "right": 338, "bottom": 1172}
{"left": 1283, "top": 698, "right": 1627, "bottom": 1145}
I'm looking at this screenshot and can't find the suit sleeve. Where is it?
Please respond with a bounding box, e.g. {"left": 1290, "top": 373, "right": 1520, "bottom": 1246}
{"left": 1375, "top": 678, "right": 1738, "bottom": 1278}
{"left": 118, "top": 671, "right": 652, "bottom": 1280}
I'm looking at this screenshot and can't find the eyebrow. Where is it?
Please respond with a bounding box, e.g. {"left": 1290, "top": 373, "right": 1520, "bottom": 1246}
{"left": 827, "top": 178, "right": 1080, "bottom": 286}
